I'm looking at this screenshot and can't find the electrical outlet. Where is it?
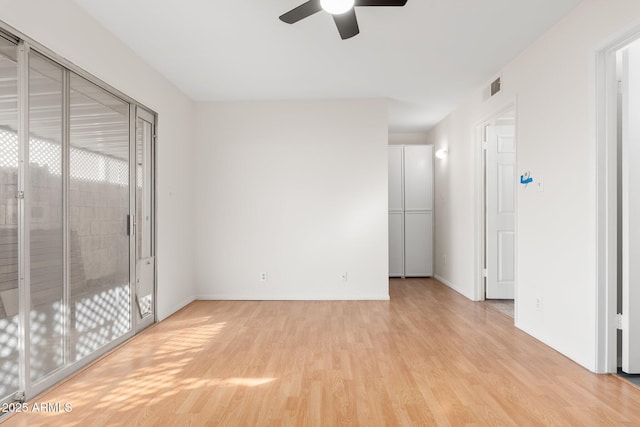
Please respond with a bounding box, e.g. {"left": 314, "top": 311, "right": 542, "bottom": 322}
{"left": 341, "top": 272, "right": 348, "bottom": 282}
{"left": 259, "top": 272, "right": 268, "bottom": 282}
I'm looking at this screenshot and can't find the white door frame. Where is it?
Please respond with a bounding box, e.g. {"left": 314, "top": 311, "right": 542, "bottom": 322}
{"left": 474, "top": 102, "right": 517, "bottom": 309}
{"left": 594, "top": 24, "right": 640, "bottom": 374}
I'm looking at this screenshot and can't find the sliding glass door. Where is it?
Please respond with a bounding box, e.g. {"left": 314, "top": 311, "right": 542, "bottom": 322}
{"left": 0, "top": 35, "right": 19, "bottom": 405}
{"left": 0, "top": 33, "right": 156, "bottom": 405}
{"left": 69, "top": 73, "right": 132, "bottom": 362}
{"left": 28, "top": 51, "right": 64, "bottom": 384}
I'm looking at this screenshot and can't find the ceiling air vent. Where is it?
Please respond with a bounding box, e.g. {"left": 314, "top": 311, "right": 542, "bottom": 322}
{"left": 490, "top": 77, "right": 501, "bottom": 96}
{"left": 483, "top": 76, "right": 502, "bottom": 102}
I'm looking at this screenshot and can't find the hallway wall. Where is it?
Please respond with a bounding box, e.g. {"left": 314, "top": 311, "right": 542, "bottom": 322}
{"left": 427, "top": 0, "right": 640, "bottom": 371}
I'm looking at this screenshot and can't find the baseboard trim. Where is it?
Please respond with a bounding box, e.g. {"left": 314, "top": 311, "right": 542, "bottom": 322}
{"left": 157, "top": 296, "right": 196, "bottom": 321}
{"left": 195, "top": 294, "right": 390, "bottom": 301}
{"left": 434, "top": 274, "right": 454, "bottom": 288}
{"left": 433, "top": 274, "right": 475, "bottom": 301}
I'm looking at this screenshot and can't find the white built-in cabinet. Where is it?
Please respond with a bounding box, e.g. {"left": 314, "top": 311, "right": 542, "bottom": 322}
{"left": 388, "top": 145, "right": 433, "bottom": 277}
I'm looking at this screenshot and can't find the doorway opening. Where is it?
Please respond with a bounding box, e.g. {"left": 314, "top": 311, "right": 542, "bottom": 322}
{"left": 478, "top": 106, "right": 517, "bottom": 320}
{"left": 614, "top": 38, "right": 640, "bottom": 376}
{"left": 596, "top": 26, "right": 640, "bottom": 376}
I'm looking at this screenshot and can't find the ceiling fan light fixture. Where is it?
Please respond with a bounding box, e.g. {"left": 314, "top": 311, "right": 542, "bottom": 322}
{"left": 320, "top": 0, "right": 355, "bottom": 15}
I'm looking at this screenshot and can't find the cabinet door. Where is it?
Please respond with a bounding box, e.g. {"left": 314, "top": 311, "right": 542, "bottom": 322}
{"left": 404, "top": 145, "right": 433, "bottom": 211}
{"left": 388, "top": 146, "right": 403, "bottom": 211}
{"left": 389, "top": 212, "right": 404, "bottom": 277}
{"left": 405, "top": 212, "right": 433, "bottom": 277}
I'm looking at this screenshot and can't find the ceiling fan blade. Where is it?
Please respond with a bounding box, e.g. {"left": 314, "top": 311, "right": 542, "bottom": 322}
{"left": 333, "top": 9, "right": 360, "bottom": 40}
{"left": 279, "top": 0, "right": 323, "bottom": 24}
{"left": 354, "top": 0, "right": 407, "bottom": 6}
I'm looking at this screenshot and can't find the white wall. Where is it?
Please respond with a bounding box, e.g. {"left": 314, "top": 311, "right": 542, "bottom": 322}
{"left": 426, "top": 0, "right": 640, "bottom": 371}
{"left": 389, "top": 133, "right": 429, "bottom": 146}
{"left": 0, "top": 0, "right": 197, "bottom": 320}
{"left": 194, "top": 99, "right": 389, "bottom": 300}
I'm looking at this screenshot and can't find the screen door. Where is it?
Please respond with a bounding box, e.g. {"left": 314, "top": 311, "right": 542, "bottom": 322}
{"left": 134, "top": 108, "right": 155, "bottom": 330}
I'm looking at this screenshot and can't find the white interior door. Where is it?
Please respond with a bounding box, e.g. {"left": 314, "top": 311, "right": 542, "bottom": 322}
{"left": 486, "top": 124, "right": 516, "bottom": 299}
{"left": 621, "top": 42, "right": 640, "bottom": 373}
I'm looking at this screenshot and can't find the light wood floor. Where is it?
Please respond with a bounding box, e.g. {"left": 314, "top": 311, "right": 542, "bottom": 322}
{"left": 3, "top": 278, "right": 640, "bottom": 426}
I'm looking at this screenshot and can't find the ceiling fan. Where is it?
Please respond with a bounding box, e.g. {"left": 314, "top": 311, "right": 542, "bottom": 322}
{"left": 279, "top": 0, "right": 407, "bottom": 40}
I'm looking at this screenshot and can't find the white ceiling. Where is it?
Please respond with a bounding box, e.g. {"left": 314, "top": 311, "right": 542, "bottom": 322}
{"left": 73, "top": 0, "right": 583, "bottom": 132}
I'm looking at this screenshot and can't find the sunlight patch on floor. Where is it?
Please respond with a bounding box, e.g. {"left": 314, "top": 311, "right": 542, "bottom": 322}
{"left": 57, "top": 320, "right": 229, "bottom": 413}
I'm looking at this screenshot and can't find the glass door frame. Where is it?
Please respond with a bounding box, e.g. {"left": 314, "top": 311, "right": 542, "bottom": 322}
{"left": 0, "top": 30, "right": 158, "bottom": 405}
{"left": 19, "top": 40, "right": 139, "bottom": 401}
{"left": 0, "top": 31, "right": 23, "bottom": 409}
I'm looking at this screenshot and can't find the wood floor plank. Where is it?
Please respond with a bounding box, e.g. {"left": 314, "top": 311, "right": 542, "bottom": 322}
{"left": 3, "top": 278, "right": 640, "bottom": 426}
